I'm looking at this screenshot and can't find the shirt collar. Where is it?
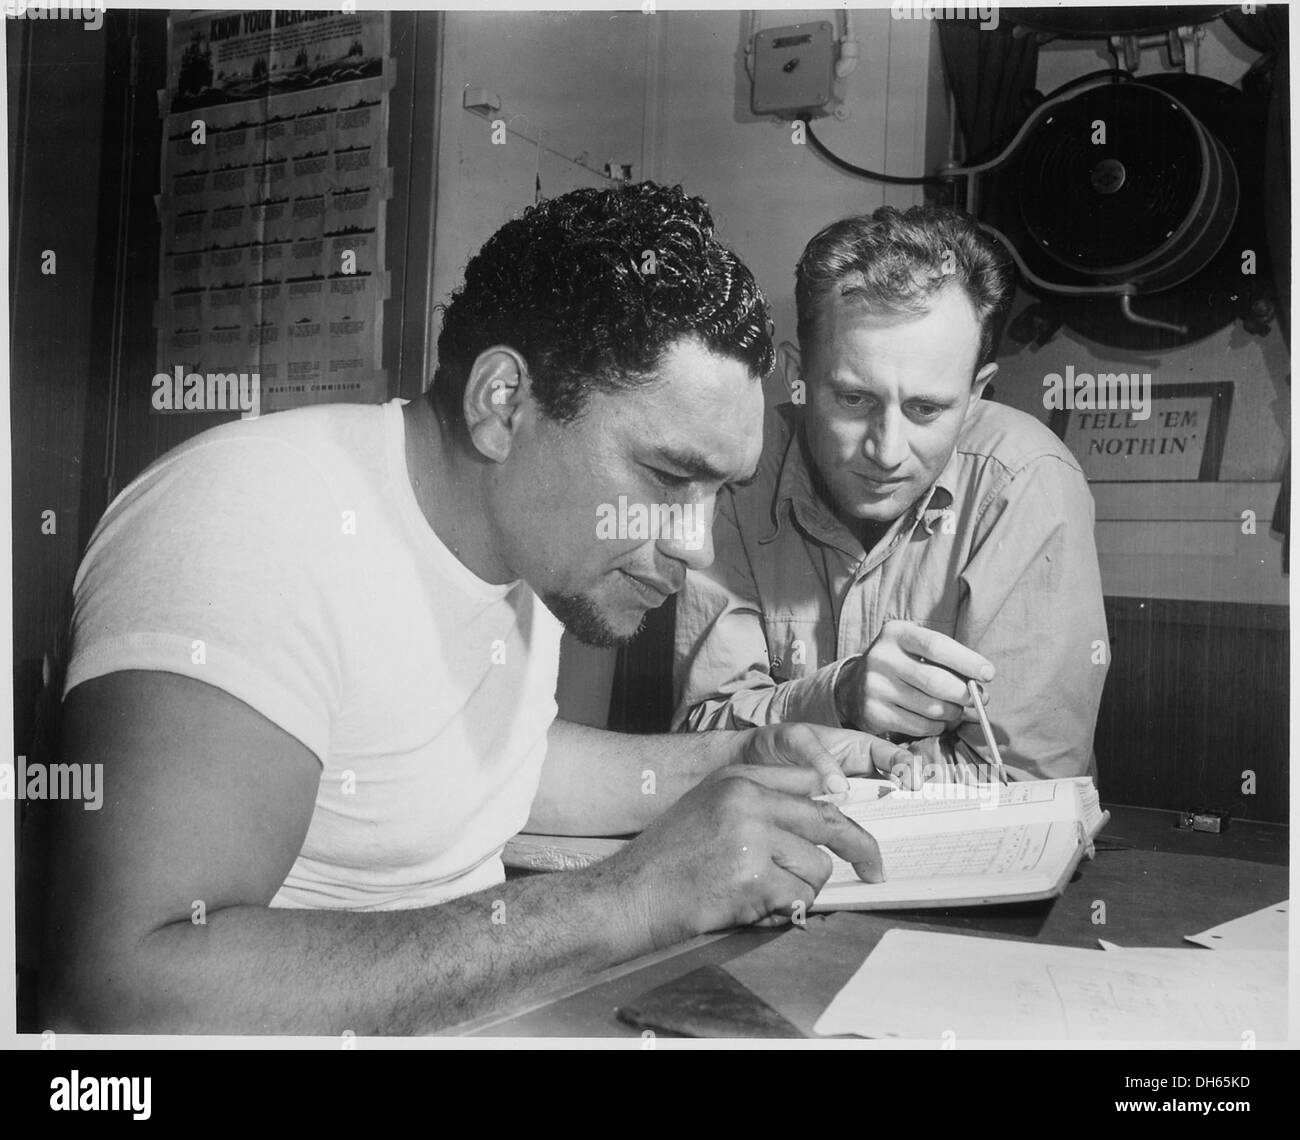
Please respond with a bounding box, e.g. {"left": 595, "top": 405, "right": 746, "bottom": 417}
{"left": 761, "top": 407, "right": 960, "bottom": 547}
{"left": 917, "top": 445, "right": 960, "bottom": 533}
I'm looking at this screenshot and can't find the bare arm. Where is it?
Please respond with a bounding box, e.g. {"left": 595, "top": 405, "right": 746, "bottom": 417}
{"left": 527, "top": 719, "right": 733, "bottom": 835}
{"left": 42, "top": 672, "right": 650, "bottom": 1034}
{"left": 43, "top": 671, "right": 885, "bottom": 1034}
{"left": 529, "top": 717, "right": 911, "bottom": 836}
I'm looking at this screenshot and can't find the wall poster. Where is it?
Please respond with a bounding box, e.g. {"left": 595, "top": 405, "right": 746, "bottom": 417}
{"left": 155, "top": 8, "right": 393, "bottom": 416}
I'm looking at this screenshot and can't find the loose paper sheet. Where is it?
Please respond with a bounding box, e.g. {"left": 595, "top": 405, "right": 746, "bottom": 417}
{"left": 814, "top": 929, "right": 1286, "bottom": 1041}
{"left": 1185, "top": 900, "right": 1288, "bottom": 952}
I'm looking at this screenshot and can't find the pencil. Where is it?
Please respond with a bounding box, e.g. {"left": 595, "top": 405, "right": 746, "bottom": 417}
{"left": 967, "top": 679, "right": 1006, "bottom": 775}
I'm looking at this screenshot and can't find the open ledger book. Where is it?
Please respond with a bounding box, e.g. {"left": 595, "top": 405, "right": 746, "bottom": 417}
{"left": 811, "top": 776, "right": 1108, "bottom": 911}
{"left": 503, "top": 777, "right": 1109, "bottom": 911}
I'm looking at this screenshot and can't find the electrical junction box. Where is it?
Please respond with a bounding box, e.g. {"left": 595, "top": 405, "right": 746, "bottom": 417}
{"left": 751, "top": 21, "right": 836, "bottom": 118}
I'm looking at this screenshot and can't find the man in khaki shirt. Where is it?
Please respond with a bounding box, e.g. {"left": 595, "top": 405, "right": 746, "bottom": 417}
{"left": 674, "top": 206, "right": 1109, "bottom": 782}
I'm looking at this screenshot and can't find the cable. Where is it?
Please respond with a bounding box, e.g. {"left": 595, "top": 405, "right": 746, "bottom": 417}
{"left": 802, "top": 118, "right": 945, "bottom": 186}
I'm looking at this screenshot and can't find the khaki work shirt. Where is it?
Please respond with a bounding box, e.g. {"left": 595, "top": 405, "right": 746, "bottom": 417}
{"left": 673, "top": 398, "right": 1109, "bottom": 781}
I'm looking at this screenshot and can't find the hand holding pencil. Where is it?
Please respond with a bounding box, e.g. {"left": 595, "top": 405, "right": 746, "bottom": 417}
{"left": 834, "top": 619, "right": 997, "bottom": 740}
{"left": 841, "top": 620, "right": 1009, "bottom": 786}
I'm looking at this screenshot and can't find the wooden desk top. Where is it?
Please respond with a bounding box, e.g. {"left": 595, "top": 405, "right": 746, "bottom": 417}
{"left": 453, "top": 804, "right": 1289, "bottom": 1038}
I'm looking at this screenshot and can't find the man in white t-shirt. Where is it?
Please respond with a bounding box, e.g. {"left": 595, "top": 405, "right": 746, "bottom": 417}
{"left": 44, "top": 183, "right": 909, "bottom": 1034}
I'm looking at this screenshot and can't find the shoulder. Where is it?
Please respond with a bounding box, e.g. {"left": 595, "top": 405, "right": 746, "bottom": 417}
{"left": 722, "top": 399, "right": 798, "bottom": 527}
{"left": 953, "top": 401, "right": 1096, "bottom": 538}
{"left": 111, "top": 401, "right": 392, "bottom": 516}
{"left": 80, "top": 402, "right": 400, "bottom": 584}
{"left": 958, "top": 398, "right": 1085, "bottom": 482}
{"left": 142, "top": 400, "right": 389, "bottom": 476}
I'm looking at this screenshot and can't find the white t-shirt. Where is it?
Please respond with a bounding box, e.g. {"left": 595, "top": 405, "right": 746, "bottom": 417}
{"left": 64, "top": 399, "right": 564, "bottom": 910}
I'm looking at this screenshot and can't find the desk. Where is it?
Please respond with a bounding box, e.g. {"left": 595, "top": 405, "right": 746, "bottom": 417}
{"left": 451, "top": 804, "right": 1288, "bottom": 1038}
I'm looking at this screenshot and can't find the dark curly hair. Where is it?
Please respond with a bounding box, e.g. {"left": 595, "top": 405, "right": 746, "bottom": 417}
{"left": 795, "top": 205, "right": 1014, "bottom": 369}
{"left": 431, "top": 182, "right": 775, "bottom": 424}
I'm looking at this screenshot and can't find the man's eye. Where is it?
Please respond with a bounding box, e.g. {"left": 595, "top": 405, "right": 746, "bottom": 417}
{"left": 649, "top": 468, "right": 692, "bottom": 490}
{"left": 909, "top": 404, "right": 942, "bottom": 420}
{"left": 837, "top": 392, "right": 866, "bottom": 408}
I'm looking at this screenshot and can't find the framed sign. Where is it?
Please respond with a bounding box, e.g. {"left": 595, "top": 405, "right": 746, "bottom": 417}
{"left": 1049, "top": 382, "right": 1233, "bottom": 482}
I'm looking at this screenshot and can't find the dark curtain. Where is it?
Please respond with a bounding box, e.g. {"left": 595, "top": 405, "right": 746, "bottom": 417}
{"left": 1225, "top": 6, "right": 1289, "bottom": 572}
{"left": 937, "top": 21, "right": 1041, "bottom": 163}
{"left": 1224, "top": 5, "right": 1290, "bottom": 343}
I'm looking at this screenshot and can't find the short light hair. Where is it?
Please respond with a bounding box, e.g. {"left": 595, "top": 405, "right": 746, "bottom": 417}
{"left": 795, "top": 205, "right": 1014, "bottom": 369}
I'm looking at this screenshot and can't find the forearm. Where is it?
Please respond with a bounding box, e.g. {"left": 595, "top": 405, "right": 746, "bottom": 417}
{"left": 681, "top": 687, "right": 777, "bottom": 731}
{"left": 48, "top": 861, "right": 648, "bottom": 1036}
{"left": 684, "top": 660, "right": 850, "bottom": 733}
{"left": 528, "top": 718, "right": 739, "bottom": 834}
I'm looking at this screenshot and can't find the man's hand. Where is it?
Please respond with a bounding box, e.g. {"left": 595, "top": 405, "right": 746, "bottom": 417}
{"left": 734, "top": 721, "right": 913, "bottom": 797}
{"left": 835, "top": 620, "right": 995, "bottom": 739}
{"left": 886, "top": 734, "right": 1009, "bottom": 789}
{"left": 601, "top": 765, "right": 884, "bottom": 950}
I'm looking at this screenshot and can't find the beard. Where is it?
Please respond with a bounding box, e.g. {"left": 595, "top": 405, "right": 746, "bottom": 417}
{"left": 542, "top": 590, "right": 645, "bottom": 648}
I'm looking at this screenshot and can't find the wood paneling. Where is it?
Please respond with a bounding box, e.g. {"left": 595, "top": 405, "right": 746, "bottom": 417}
{"left": 1095, "top": 597, "right": 1288, "bottom": 822}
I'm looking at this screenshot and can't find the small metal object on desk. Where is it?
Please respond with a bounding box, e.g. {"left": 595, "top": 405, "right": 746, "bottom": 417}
{"left": 1175, "top": 809, "right": 1231, "bottom": 834}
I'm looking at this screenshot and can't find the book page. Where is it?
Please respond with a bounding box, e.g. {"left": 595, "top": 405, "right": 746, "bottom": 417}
{"left": 814, "top": 778, "right": 1098, "bottom": 909}
{"left": 835, "top": 777, "right": 1083, "bottom": 836}
{"left": 815, "top": 816, "right": 1082, "bottom": 909}
{"left": 826, "top": 823, "right": 1056, "bottom": 886}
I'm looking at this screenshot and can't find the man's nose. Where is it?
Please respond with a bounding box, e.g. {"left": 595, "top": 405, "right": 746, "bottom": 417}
{"left": 658, "top": 499, "right": 715, "bottom": 572}
{"left": 864, "top": 409, "right": 907, "bottom": 470}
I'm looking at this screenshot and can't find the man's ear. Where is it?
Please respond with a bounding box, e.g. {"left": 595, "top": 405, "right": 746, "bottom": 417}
{"left": 777, "top": 341, "right": 804, "bottom": 405}
{"left": 463, "top": 347, "right": 529, "bottom": 462}
{"left": 970, "top": 362, "right": 998, "bottom": 407}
